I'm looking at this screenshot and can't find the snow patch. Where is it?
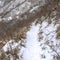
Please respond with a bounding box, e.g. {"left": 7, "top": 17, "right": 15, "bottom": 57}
{"left": 23, "top": 23, "right": 41, "bottom": 60}
{"left": 23, "top": 20, "right": 60, "bottom": 60}
{"left": 3, "top": 40, "right": 20, "bottom": 52}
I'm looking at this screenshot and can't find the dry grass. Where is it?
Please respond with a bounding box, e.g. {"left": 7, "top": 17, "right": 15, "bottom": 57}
{"left": 56, "top": 25, "right": 60, "bottom": 39}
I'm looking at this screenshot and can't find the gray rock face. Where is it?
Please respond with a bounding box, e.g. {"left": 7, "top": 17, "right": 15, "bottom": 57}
{"left": 0, "top": 0, "right": 51, "bottom": 20}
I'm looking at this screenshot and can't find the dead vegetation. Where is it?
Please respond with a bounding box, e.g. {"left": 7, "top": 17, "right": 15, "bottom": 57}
{"left": 56, "top": 25, "right": 60, "bottom": 39}
{"left": 0, "top": 46, "right": 20, "bottom": 60}
{"left": 56, "top": 56, "right": 60, "bottom": 60}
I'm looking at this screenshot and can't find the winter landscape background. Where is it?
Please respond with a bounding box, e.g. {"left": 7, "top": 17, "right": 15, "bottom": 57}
{"left": 0, "top": 0, "right": 60, "bottom": 60}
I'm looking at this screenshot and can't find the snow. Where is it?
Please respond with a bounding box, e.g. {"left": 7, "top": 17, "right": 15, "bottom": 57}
{"left": 16, "top": 16, "right": 20, "bottom": 19}
{"left": 18, "top": 1, "right": 31, "bottom": 14}
{"left": 23, "top": 23, "right": 41, "bottom": 60}
{"left": 29, "top": 6, "right": 39, "bottom": 13}
{"left": 8, "top": 16, "right": 12, "bottom": 21}
{"left": 16, "top": 11, "right": 20, "bottom": 15}
{"left": 0, "top": 1, "right": 1, "bottom": 3}
{"left": 0, "top": 1, "right": 4, "bottom": 7}
{"left": 3, "top": 40, "right": 21, "bottom": 52}
{"left": 39, "top": 21, "right": 60, "bottom": 59}
{"left": 22, "top": 21, "right": 60, "bottom": 60}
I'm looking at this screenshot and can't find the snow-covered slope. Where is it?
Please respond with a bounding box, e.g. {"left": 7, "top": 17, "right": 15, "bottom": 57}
{"left": 1, "top": 19, "right": 60, "bottom": 60}
{"left": 0, "top": 0, "right": 60, "bottom": 60}
{"left": 23, "top": 22, "right": 40, "bottom": 60}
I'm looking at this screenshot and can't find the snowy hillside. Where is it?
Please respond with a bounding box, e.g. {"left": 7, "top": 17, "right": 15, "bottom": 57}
{"left": 0, "top": 18, "right": 60, "bottom": 60}
{"left": 0, "top": 0, "right": 60, "bottom": 60}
